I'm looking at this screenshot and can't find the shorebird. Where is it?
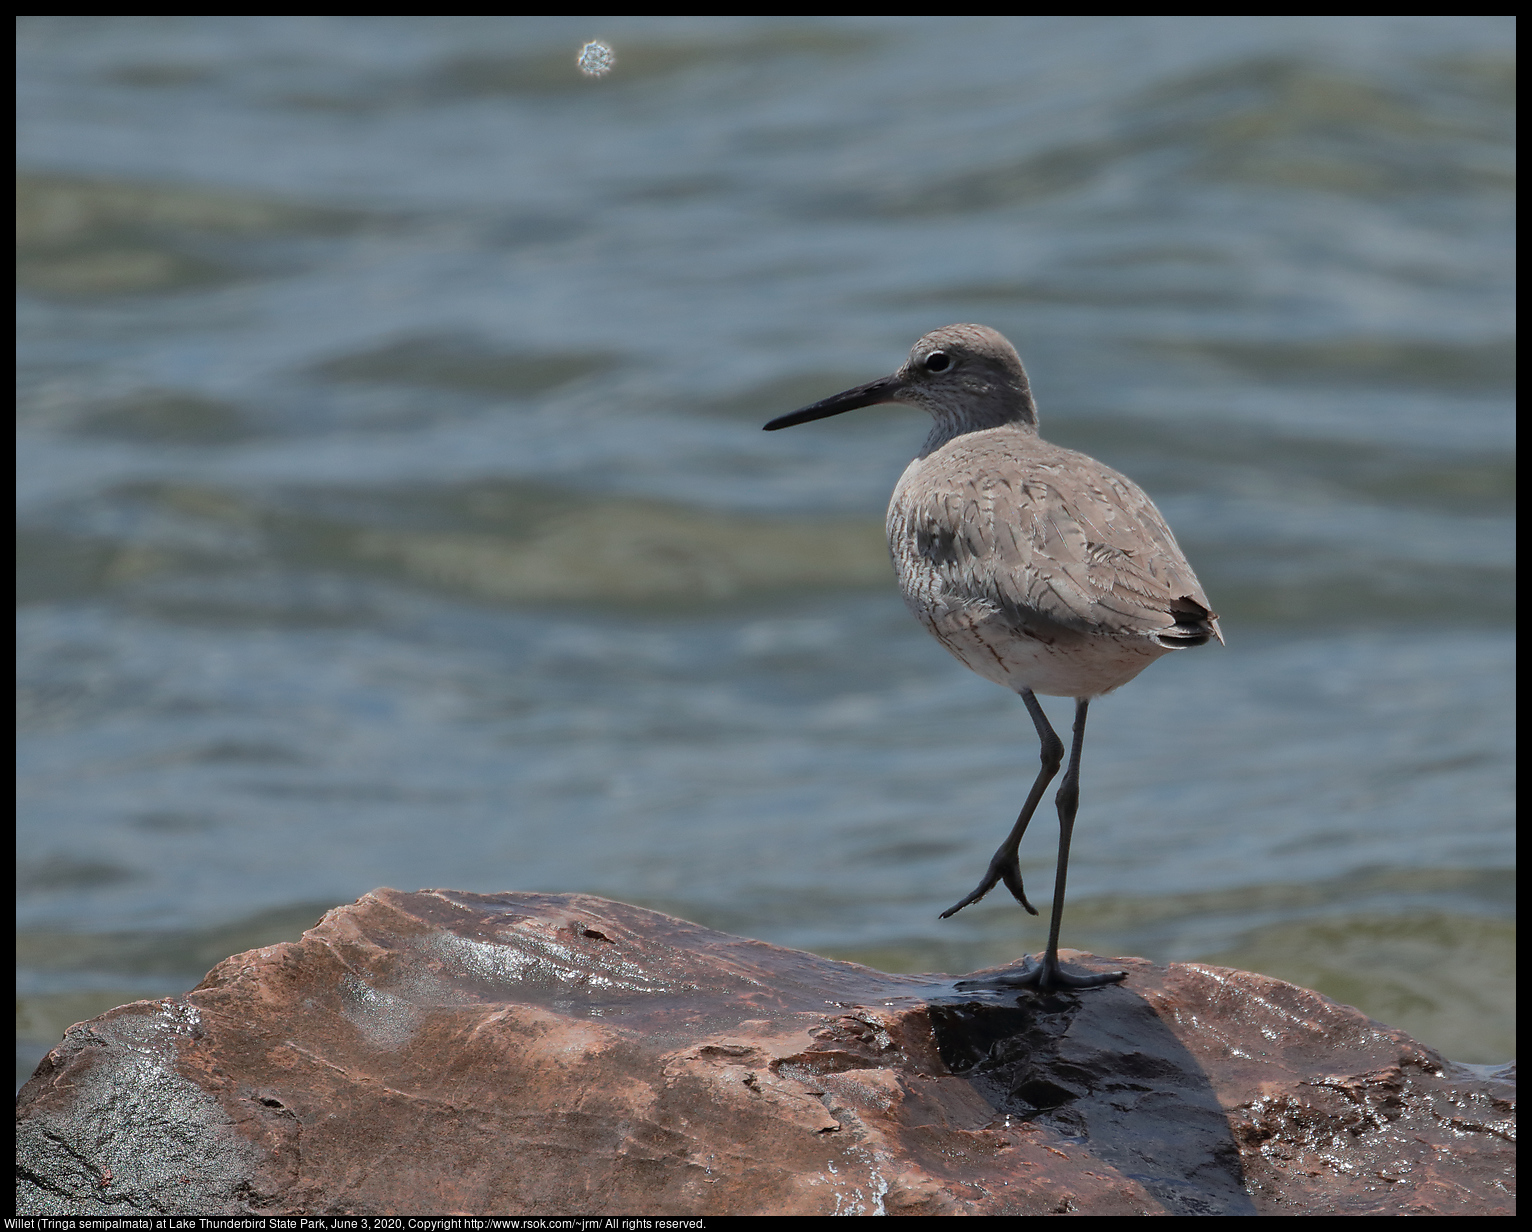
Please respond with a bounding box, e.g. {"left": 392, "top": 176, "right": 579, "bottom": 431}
{"left": 764, "top": 324, "right": 1220, "bottom": 991}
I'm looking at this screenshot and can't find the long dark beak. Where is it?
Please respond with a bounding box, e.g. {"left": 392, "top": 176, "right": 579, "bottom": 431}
{"left": 762, "top": 374, "right": 905, "bottom": 430}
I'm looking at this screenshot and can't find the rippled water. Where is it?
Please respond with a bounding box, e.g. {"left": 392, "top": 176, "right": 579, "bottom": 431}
{"left": 16, "top": 16, "right": 1515, "bottom": 1079}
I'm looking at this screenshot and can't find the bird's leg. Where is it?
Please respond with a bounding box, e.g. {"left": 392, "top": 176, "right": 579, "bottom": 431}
{"left": 957, "top": 699, "right": 1126, "bottom": 992}
{"left": 1007, "top": 698, "right": 1126, "bottom": 990}
{"left": 940, "top": 688, "right": 1061, "bottom": 919}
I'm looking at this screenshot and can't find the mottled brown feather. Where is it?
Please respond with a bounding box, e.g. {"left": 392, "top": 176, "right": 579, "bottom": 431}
{"left": 889, "top": 427, "right": 1217, "bottom": 644}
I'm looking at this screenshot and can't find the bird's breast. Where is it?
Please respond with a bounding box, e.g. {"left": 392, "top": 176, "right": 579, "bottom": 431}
{"left": 884, "top": 447, "right": 1181, "bottom": 698}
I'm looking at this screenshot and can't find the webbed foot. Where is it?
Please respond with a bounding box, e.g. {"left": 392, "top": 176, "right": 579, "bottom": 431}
{"left": 955, "top": 954, "right": 1126, "bottom": 992}
{"left": 939, "top": 848, "right": 1038, "bottom": 919}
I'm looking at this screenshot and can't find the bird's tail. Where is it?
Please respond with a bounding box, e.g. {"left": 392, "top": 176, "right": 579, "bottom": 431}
{"left": 1154, "top": 596, "right": 1222, "bottom": 648}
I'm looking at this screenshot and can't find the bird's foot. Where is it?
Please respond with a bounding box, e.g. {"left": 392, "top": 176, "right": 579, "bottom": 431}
{"left": 939, "top": 849, "right": 1037, "bottom": 918}
{"left": 956, "top": 953, "right": 1126, "bottom": 993}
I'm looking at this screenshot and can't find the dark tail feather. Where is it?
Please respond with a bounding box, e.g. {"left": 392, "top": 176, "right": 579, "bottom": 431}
{"left": 1155, "top": 596, "right": 1221, "bottom": 648}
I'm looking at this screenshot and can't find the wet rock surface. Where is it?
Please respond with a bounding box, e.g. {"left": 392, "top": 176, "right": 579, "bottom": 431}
{"left": 15, "top": 889, "right": 1515, "bottom": 1215}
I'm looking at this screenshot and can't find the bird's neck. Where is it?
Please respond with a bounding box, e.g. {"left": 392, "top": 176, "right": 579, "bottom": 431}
{"left": 920, "top": 393, "right": 1038, "bottom": 457}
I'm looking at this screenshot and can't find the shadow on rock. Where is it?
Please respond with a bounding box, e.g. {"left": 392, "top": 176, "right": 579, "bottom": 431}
{"left": 930, "top": 987, "right": 1253, "bottom": 1214}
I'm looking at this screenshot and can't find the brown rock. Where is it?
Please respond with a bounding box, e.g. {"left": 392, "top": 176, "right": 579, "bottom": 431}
{"left": 15, "top": 890, "right": 1515, "bottom": 1215}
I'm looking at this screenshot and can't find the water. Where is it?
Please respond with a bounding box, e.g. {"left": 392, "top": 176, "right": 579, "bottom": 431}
{"left": 16, "top": 16, "right": 1515, "bottom": 1081}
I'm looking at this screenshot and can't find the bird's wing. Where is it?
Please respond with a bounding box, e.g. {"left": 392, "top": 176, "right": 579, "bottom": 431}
{"left": 897, "top": 444, "right": 1215, "bottom": 639}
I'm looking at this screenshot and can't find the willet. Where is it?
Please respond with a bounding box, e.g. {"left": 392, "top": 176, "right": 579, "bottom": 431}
{"left": 764, "top": 324, "right": 1220, "bottom": 991}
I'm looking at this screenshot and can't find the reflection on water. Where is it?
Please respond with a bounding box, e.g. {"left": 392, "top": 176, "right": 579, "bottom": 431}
{"left": 16, "top": 16, "right": 1514, "bottom": 1080}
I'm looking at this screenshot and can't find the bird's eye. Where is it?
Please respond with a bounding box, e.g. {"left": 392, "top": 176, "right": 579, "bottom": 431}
{"left": 923, "top": 351, "right": 951, "bottom": 372}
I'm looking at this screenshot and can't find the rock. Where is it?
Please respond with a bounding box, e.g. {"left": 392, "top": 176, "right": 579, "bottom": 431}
{"left": 15, "top": 889, "right": 1515, "bottom": 1215}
